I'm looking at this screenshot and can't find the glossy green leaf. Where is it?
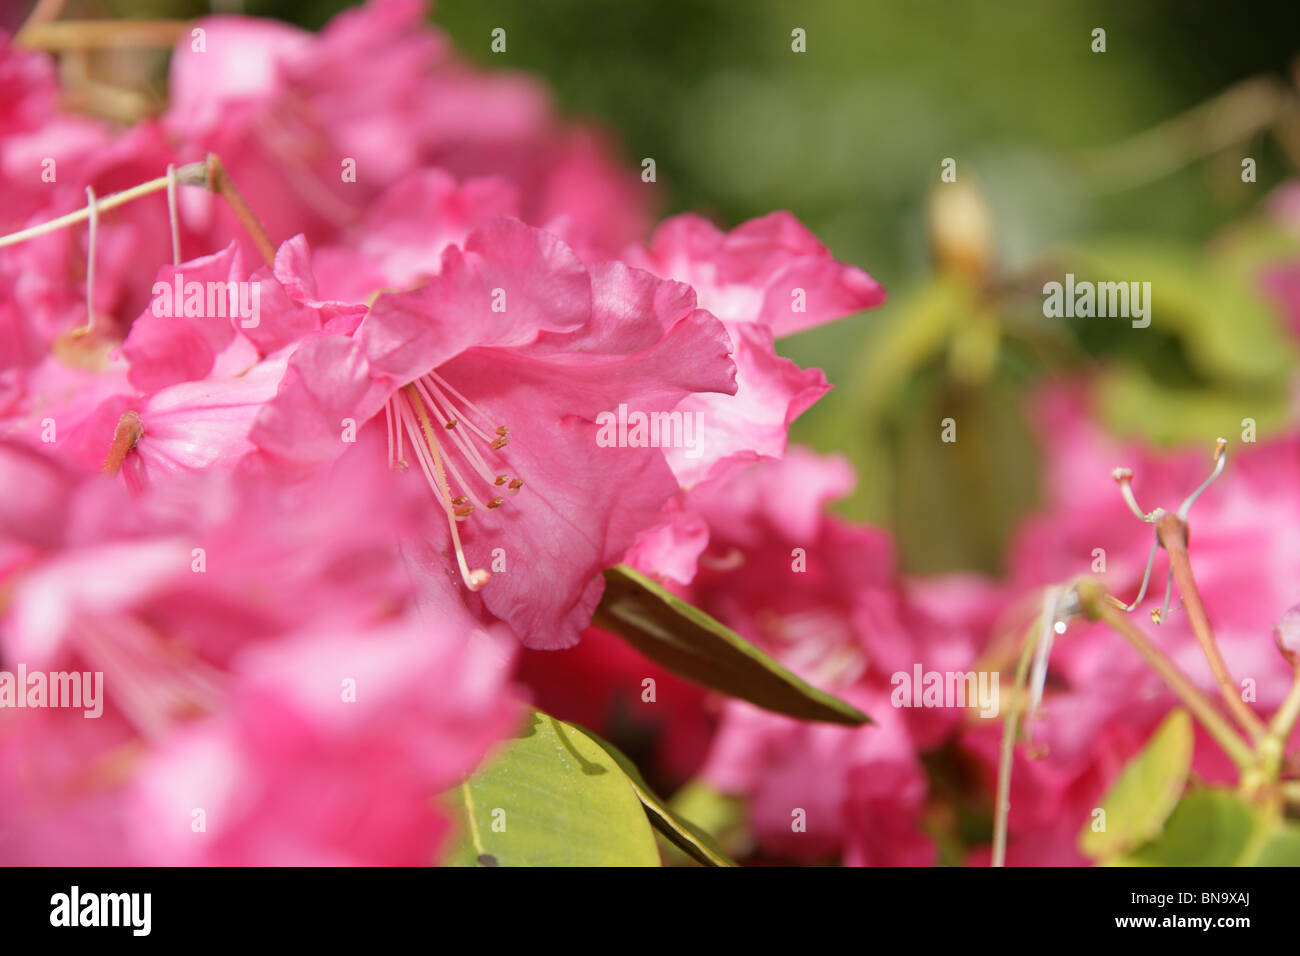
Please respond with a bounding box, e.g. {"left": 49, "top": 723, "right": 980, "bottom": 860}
{"left": 1079, "top": 708, "right": 1193, "bottom": 861}
{"left": 570, "top": 724, "right": 736, "bottom": 867}
{"left": 594, "top": 564, "right": 869, "bottom": 726}
{"left": 1251, "top": 822, "right": 1300, "bottom": 866}
{"left": 1108, "top": 787, "right": 1281, "bottom": 867}
{"left": 442, "top": 711, "right": 660, "bottom": 867}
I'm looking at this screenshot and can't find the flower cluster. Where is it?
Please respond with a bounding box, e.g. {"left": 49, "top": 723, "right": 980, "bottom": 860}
{"left": 8, "top": 0, "right": 1292, "bottom": 870}
{"left": 0, "top": 2, "right": 884, "bottom": 864}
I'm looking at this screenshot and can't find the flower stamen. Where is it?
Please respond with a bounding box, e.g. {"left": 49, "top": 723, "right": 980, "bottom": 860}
{"left": 386, "top": 375, "right": 519, "bottom": 592}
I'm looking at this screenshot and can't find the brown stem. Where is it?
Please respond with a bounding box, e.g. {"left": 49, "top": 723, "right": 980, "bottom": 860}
{"left": 20, "top": 0, "right": 67, "bottom": 31}
{"left": 1156, "top": 512, "right": 1267, "bottom": 740}
{"left": 1078, "top": 579, "right": 1255, "bottom": 769}
{"left": 16, "top": 20, "right": 190, "bottom": 51}
{"left": 203, "top": 154, "right": 277, "bottom": 268}
{"left": 1078, "top": 75, "right": 1294, "bottom": 192}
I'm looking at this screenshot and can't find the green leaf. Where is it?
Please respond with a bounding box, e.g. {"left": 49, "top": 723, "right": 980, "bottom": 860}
{"left": 1071, "top": 240, "right": 1297, "bottom": 386}
{"left": 1095, "top": 364, "right": 1291, "bottom": 449}
{"left": 569, "top": 724, "right": 736, "bottom": 867}
{"left": 1078, "top": 708, "right": 1193, "bottom": 861}
{"left": 1108, "top": 787, "right": 1280, "bottom": 867}
{"left": 441, "top": 711, "right": 660, "bottom": 867}
{"left": 1251, "top": 822, "right": 1300, "bottom": 866}
{"left": 594, "top": 564, "right": 870, "bottom": 726}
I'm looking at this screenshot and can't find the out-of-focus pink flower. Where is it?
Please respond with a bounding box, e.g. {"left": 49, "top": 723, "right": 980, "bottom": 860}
{"left": 163, "top": 0, "right": 648, "bottom": 262}
{"left": 127, "top": 614, "right": 518, "bottom": 866}
{"left": 0, "top": 30, "right": 56, "bottom": 139}
{"left": 0, "top": 32, "right": 113, "bottom": 228}
{"left": 0, "top": 443, "right": 519, "bottom": 865}
{"left": 252, "top": 219, "right": 736, "bottom": 649}
{"left": 4, "top": 237, "right": 366, "bottom": 493}
{"left": 682, "top": 448, "right": 975, "bottom": 738}
{"left": 706, "top": 689, "right": 933, "bottom": 866}
{"left": 682, "top": 451, "right": 983, "bottom": 863}
{"left": 310, "top": 169, "right": 520, "bottom": 301}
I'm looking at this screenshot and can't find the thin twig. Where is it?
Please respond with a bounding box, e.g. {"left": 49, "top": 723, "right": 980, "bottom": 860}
{"left": 0, "top": 163, "right": 206, "bottom": 249}
{"left": 203, "top": 154, "right": 276, "bottom": 267}
{"left": 1078, "top": 75, "right": 1295, "bottom": 193}
{"left": 0, "top": 156, "right": 275, "bottom": 268}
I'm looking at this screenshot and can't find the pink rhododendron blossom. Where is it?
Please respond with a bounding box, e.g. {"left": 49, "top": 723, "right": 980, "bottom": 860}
{"left": 253, "top": 219, "right": 736, "bottom": 648}
{"left": 706, "top": 689, "right": 933, "bottom": 866}
{"left": 309, "top": 169, "right": 521, "bottom": 301}
{"left": 626, "top": 213, "right": 886, "bottom": 337}
{"left": 681, "top": 449, "right": 978, "bottom": 863}
{"left": 4, "top": 237, "right": 367, "bottom": 493}
{"left": 163, "top": 0, "right": 646, "bottom": 262}
{"left": 623, "top": 212, "right": 885, "bottom": 488}
{"left": 0, "top": 444, "right": 518, "bottom": 865}
{"left": 0, "top": 32, "right": 114, "bottom": 228}
{"left": 614, "top": 214, "right": 885, "bottom": 584}
{"left": 126, "top": 614, "right": 518, "bottom": 866}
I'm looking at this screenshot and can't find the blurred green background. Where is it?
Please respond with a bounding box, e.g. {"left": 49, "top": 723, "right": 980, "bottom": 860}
{"left": 35, "top": 0, "right": 1300, "bottom": 574}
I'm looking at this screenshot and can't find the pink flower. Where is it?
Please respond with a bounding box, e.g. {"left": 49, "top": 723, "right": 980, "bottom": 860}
{"left": 679, "top": 449, "right": 975, "bottom": 740}
{"left": 0, "top": 32, "right": 113, "bottom": 229}
{"left": 126, "top": 614, "right": 518, "bottom": 866}
{"left": 678, "top": 450, "right": 983, "bottom": 863}
{"left": 626, "top": 212, "right": 886, "bottom": 338}
{"left": 252, "top": 219, "right": 736, "bottom": 648}
{"left": 0, "top": 443, "right": 519, "bottom": 865}
{"left": 0, "top": 30, "right": 56, "bottom": 140}
{"left": 705, "top": 689, "right": 933, "bottom": 866}
{"left": 309, "top": 169, "right": 520, "bottom": 301}
{"left": 615, "top": 214, "right": 885, "bottom": 574}
{"left": 8, "top": 237, "right": 365, "bottom": 493}
{"left": 163, "top": 0, "right": 647, "bottom": 261}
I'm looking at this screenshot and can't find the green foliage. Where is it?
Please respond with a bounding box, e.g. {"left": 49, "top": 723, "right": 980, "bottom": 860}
{"left": 1078, "top": 709, "right": 1194, "bottom": 861}
{"left": 442, "top": 712, "right": 661, "bottom": 867}
{"left": 594, "top": 565, "right": 870, "bottom": 725}
{"left": 574, "top": 725, "right": 736, "bottom": 866}
{"left": 1110, "top": 788, "right": 1300, "bottom": 867}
